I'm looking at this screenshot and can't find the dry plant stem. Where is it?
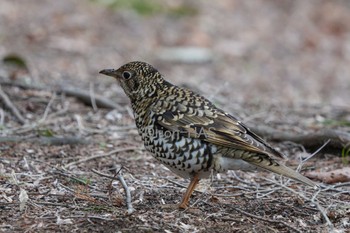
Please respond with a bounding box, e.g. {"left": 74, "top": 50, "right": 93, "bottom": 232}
{"left": 62, "top": 87, "right": 121, "bottom": 109}
{"left": 333, "top": 182, "right": 350, "bottom": 188}
{"left": 261, "top": 177, "right": 334, "bottom": 231}
{"left": 34, "top": 201, "right": 72, "bottom": 207}
{"left": 91, "top": 169, "right": 115, "bottom": 179}
{"left": 252, "top": 124, "right": 350, "bottom": 151}
{"left": 116, "top": 171, "right": 135, "bottom": 214}
{"left": 74, "top": 114, "right": 106, "bottom": 134}
{"left": 231, "top": 207, "right": 302, "bottom": 233}
{"left": 0, "top": 108, "right": 5, "bottom": 125}
{"left": 0, "top": 85, "right": 26, "bottom": 124}
{"left": 213, "top": 188, "right": 281, "bottom": 198}
{"left": 297, "top": 139, "right": 330, "bottom": 172}
{"left": 229, "top": 171, "right": 260, "bottom": 188}
{"left": 37, "top": 136, "right": 87, "bottom": 145}
{"left": 164, "top": 177, "right": 282, "bottom": 198}
{"left": 319, "top": 184, "right": 350, "bottom": 195}
{"left": 87, "top": 215, "right": 113, "bottom": 221}
{"left": 5, "top": 100, "right": 69, "bottom": 135}
{"left": 163, "top": 177, "right": 189, "bottom": 189}
{"left": 0, "top": 136, "right": 87, "bottom": 145}
{"left": 40, "top": 92, "right": 56, "bottom": 122}
{"left": 64, "top": 147, "right": 141, "bottom": 168}
{"left": 89, "top": 82, "right": 98, "bottom": 112}
{"left": 93, "top": 166, "right": 135, "bottom": 214}
{"left": 0, "top": 79, "right": 122, "bottom": 109}
{"left": 311, "top": 189, "right": 334, "bottom": 227}
{"left": 53, "top": 169, "right": 95, "bottom": 189}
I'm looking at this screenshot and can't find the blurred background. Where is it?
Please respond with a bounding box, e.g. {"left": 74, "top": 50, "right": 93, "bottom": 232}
{"left": 1, "top": 1, "right": 349, "bottom": 231}
{"left": 1, "top": 0, "right": 349, "bottom": 108}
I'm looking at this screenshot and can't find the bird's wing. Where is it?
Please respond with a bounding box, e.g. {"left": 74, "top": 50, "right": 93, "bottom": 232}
{"left": 152, "top": 93, "right": 285, "bottom": 159}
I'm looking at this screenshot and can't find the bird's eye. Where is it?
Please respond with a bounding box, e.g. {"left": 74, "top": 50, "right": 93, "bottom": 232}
{"left": 122, "top": 71, "right": 132, "bottom": 80}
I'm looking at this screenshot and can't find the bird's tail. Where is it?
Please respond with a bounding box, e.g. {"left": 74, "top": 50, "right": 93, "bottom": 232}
{"left": 243, "top": 154, "right": 318, "bottom": 188}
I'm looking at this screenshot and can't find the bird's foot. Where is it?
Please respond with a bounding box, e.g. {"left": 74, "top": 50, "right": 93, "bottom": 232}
{"left": 179, "top": 202, "right": 188, "bottom": 209}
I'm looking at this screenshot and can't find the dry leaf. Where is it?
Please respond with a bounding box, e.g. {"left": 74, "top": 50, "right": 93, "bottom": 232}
{"left": 19, "top": 188, "right": 29, "bottom": 211}
{"left": 306, "top": 168, "right": 350, "bottom": 184}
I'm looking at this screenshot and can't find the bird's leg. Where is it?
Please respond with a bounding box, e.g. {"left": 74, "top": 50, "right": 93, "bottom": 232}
{"left": 179, "top": 174, "right": 200, "bottom": 209}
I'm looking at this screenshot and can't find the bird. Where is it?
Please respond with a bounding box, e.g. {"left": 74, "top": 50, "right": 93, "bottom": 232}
{"left": 99, "top": 61, "right": 317, "bottom": 209}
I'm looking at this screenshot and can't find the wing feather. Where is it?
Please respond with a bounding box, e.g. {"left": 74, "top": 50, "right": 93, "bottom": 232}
{"left": 152, "top": 93, "right": 284, "bottom": 159}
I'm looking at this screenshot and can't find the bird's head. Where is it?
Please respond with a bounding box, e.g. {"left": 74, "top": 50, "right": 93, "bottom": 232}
{"left": 99, "top": 61, "right": 164, "bottom": 101}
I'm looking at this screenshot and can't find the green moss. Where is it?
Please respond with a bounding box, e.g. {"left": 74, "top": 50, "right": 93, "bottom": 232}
{"left": 92, "top": 0, "right": 163, "bottom": 15}
{"left": 2, "top": 54, "right": 28, "bottom": 70}
{"left": 167, "top": 5, "right": 198, "bottom": 17}
{"left": 37, "top": 128, "right": 55, "bottom": 137}
{"left": 99, "top": 142, "right": 107, "bottom": 148}
{"left": 321, "top": 119, "right": 350, "bottom": 127}
{"left": 70, "top": 176, "right": 92, "bottom": 185}
{"left": 92, "top": 0, "right": 198, "bottom": 17}
{"left": 342, "top": 143, "right": 350, "bottom": 165}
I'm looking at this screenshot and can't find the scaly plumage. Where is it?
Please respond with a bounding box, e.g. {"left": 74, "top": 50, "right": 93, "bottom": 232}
{"left": 100, "top": 61, "right": 317, "bottom": 209}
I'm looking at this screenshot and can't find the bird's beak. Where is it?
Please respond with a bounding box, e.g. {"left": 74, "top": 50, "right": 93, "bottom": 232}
{"left": 99, "top": 69, "right": 120, "bottom": 77}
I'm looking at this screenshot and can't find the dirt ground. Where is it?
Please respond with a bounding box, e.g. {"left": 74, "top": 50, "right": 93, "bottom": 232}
{"left": 0, "top": 0, "right": 350, "bottom": 232}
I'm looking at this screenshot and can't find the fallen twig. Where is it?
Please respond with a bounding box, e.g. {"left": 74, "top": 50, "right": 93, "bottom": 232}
{"left": 251, "top": 124, "right": 350, "bottom": 151}
{"left": 0, "top": 108, "right": 5, "bottom": 125}
{"left": 0, "top": 85, "right": 26, "bottom": 124}
{"left": 40, "top": 92, "right": 56, "bottom": 122}
{"left": 91, "top": 169, "right": 115, "bottom": 179}
{"left": 116, "top": 171, "right": 135, "bottom": 214}
{"left": 64, "top": 147, "right": 141, "bottom": 168}
{"left": 63, "top": 87, "right": 120, "bottom": 110}
{"left": 34, "top": 201, "right": 72, "bottom": 207}
{"left": 261, "top": 177, "right": 334, "bottom": 231}
{"left": 297, "top": 139, "right": 330, "bottom": 172}
{"left": 0, "top": 136, "right": 88, "bottom": 145}
{"left": 231, "top": 207, "right": 302, "bottom": 233}
{"left": 163, "top": 177, "right": 188, "bottom": 189}
{"left": 333, "top": 181, "right": 350, "bottom": 188}
{"left": 52, "top": 169, "right": 95, "bottom": 187}
{"left": 0, "top": 79, "right": 122, "bottom": 109}
{"left": 89, "top": 82, "right": 98, "bottom": 112}
{"left": 74, "top": 114, "right": 106, "bottom": 134}
{"left": 92, "top": 168, "right": 135, "bottom": 214}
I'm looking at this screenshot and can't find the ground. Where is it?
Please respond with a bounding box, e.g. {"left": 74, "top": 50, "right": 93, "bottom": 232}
{"left": 0, "top": 0, "right": 350, "bottom": 232}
